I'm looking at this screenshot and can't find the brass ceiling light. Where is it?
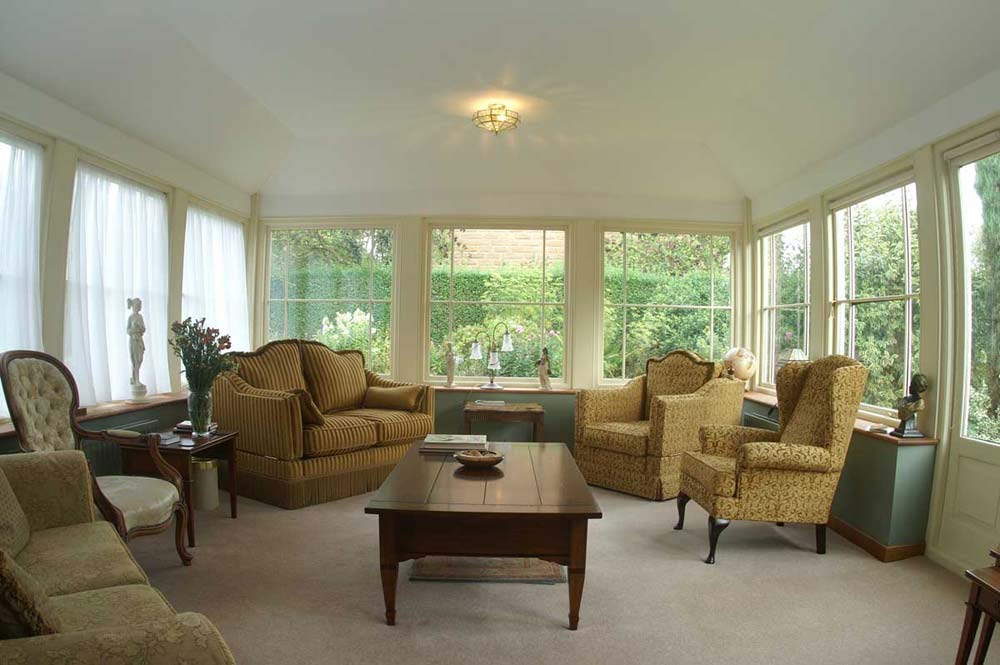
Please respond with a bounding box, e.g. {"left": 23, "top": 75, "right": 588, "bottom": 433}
{"left": 473, "top": 103, "right": 520, "bottom": 134}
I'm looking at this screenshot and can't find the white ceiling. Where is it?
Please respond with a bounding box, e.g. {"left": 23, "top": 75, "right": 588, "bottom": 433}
{"left": 2, "top": 0, "right": 1000, "bottom": 218}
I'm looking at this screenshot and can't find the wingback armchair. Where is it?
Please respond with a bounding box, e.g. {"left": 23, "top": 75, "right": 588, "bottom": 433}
{"left": 0, "top": 350, "right": 191, "bottom": 565}
{"left": 675, "top": 354, "right": 868, "bottom": 564}
{"left": 574, "top": 350, "right": 746, "bottom": 501}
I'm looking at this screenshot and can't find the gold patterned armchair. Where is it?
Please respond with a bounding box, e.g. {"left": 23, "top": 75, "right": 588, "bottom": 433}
{"left": 0, "top": 350, "right": 191, "bottom": 566}
{"left": 675, "top": 355, "right": 868, "bottom": 564}
{"left": 574, "top": 350, "right": 746, "bottom": 500}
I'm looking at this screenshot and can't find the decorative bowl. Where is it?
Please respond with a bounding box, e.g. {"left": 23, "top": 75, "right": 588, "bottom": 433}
{"left": 454, "top": 449, "right": 504, "bottom": 468}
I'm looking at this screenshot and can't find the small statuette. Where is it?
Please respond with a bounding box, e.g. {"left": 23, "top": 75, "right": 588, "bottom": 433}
{"left": 892, "top": 373, "right": 929, "bottom": 438}
{"left": 536, "top": 347, "right": 552, "bottom": 391}
{"left": 444, "top": 341, "right": 456, "bottom": 388}
{"left": 127, "top": 297, "right": 149, "bottom": 403}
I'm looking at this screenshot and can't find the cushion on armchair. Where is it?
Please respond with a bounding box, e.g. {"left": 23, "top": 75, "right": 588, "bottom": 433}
{"left": 236, "top": 341, "right": 308, "bottom": 393}
{"left": 362, "top": 385, "right": 422, "bottom": 411}
{"left": 94, "top": 476, "right": 179, "bottom": 532}
{"left": 0, "top": 549, "right": 62, "bottom": 638}
{"left": 582, "top": 421, "right": 650, "bottom": 457}
{"left": 682, "top": 453, "right": 737, "bottom": 496}
{"left": 301, "top": 343, "right": 367, "bottom": 412}
{"left": 0, "top": 469, "right": 30, "bottom": 556}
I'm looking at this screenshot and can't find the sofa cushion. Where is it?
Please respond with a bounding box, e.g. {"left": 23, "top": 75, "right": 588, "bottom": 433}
{"left": 0, "top": 549, "right": 61, "bottom": 638}
{"left": 339, "top": 409, "right": 433, "bottom": 445}
{"left": 681, "top": 452, "right": 737, "bottom": 497}
{"left": 236, "top": 341, "right": 308, "bottom": 393}
{"left": 49, "top": 584, "right": 175, "bottom": 633}
{"left": 0, "top": 468, "right": 30, "bottom": 557}
{"left": 95, "top": 476, "right": 179, "bottom": 532}
{"left": 362, "top": 385, "right": 422, "bottom": 412}
{"left": 291, "top": 389, "right": 326, "bottom": 426}
{"left": 583, "top": 421, "right": 650, "bottom": 457}
{"left": 303, "top": 414, "right": 379, "bottom": 458}
{"left": 301, "top": 344, "right": 368, "bottom": 413}
{"left": 16, "top": 522, "right": 147, "bottom": 596}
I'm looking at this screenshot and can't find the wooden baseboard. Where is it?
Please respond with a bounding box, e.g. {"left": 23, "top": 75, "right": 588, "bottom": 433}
{"left": 828, "top": 516, "right": 925, "bottom": 562}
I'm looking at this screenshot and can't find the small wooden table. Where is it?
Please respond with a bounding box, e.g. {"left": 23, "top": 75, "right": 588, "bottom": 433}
{"left": 464, "top": 401, "right": 545, "bottom": 442}
{"left": 957, "top": 547, "right": 1000, "bottom": 664}
{"left": 120, "top": 431, "right": 238, "bottom": 548}
{"left": 365, "top": 442, "right": 602, "bottom": 630}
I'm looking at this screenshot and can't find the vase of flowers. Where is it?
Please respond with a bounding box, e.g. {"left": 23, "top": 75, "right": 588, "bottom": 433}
{"left": 168, "top": 318, "right": 237, "bottom": 437}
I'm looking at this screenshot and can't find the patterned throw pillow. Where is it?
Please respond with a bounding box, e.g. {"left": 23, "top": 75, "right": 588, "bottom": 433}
{"left": 0, "top": 550, "right": 62, "bottom": 638}
{"left": 0, "top": 469, "right": 29, "bottom": 557}
{"left": 291, "top": 389, "right": 326, "bottom": 426}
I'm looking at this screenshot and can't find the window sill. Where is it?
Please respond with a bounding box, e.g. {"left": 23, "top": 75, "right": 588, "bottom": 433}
{"left": 433, "top": 385, "right": 578, "bottom": 395}
{"left": 743, "top": 390, "right": 938, "bottom": 447}
{"left": 0, "top": 391, "right": 188, "bottom": 439}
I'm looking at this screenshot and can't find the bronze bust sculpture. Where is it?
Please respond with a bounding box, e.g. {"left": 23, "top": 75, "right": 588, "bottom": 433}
{"left": 892, "top": 373, "right": 929, "bottom": 438}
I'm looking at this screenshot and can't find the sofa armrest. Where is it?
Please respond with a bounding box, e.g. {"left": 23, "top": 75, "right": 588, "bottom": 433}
{"left": 737, "top": 442, "right": 833, "bottom": 473}
{"left": 699, "top": 424, "right": 781, "bottom": 458}
{"left": 0, "top": 612, "right": 235, "bottom": 665}
{"left": 212, "top": 372, "right": 304, "bottom": 460}
{"left": 575, "top": 377, "right": 645, "bottom": 444}
{"left": 649, "top": 378, "right": 745, "bottom": 456}
{"left": 364, "top": 371, "right": 435, "bottom": 422}
{"left": 0, "top": 450, "right": 94, "bottom": 531}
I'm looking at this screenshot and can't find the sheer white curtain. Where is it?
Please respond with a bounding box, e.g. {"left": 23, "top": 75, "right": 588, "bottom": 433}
{"left": 182, "top": 205, "right": 250, "bottom": 351}
{"left": 0, "top": 135, "right": 44, "bottom": 419}
{"left": 64, "top": 163, "right": 171, "bottom": 406}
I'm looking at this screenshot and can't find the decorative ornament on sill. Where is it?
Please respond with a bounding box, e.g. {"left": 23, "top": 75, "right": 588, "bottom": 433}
{"left": 473, "top": 103, "right": 520, "bottom": 134}
{"left": 126, "top": 297, "right": 149, "bottom": 403}
{"left": 444, "top": 341, "right": 463, "bottom": 388}
{"left": 470, "top": 323, "right": 515, "bottom": 390}
{"left": 892, "top": 373, "right": 929, "bottom": 438}
{"left": 536, "top": 347, "right": 552, "bottom": 391}
{"left": 723, "top": 347, "right": 757, "bottom": 382}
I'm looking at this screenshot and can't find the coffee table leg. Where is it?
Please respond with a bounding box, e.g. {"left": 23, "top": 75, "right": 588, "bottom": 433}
{"left": 567, "top": 519, "right": 588, "bottom": 630}
{"left": 228, "top": 438, "right": 238, "bottom": 519}
{"left": 379, "top": 514, "right": 398, "bottom": 626}
{"left": 183, "top": 473, "right": 196, "bottom": 548}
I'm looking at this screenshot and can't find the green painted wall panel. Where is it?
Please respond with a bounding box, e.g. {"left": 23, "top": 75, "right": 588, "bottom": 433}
{"left": 433, "top": 391, "right": 577, "bottom": 449}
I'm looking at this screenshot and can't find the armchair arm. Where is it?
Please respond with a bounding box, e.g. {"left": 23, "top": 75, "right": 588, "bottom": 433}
{"left": 699, "top": 425, "right": 781, "bottom": 458}
{"left": 212, "top": 372, "right": 304, "bottom": 460}
{"left": 0, "top": 450, "right": 94, "bottom": 531}
{"left": 737, "top": 442, "right": 833, "bottom": 473}
{"left": 649, "top": 378, "right": 745, "bottom": 456}
{"left": 365, "top": 371, "right": 435, "bottom": 421}
{"left": 575, "top": 377, "right": 645, "bottom": 444}
{"left": 0, "top": 613, "right": 236, "bottom": 665}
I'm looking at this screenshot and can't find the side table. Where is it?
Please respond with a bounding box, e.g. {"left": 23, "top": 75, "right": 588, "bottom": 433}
{"left": 464, "top": 401, "right": 545, "bottom": 442}
{"left": 120, "top": 431, "right": 238, "bottom": 548}
{"left": 956, "top": 546, "right": 1000, "bottom": 664}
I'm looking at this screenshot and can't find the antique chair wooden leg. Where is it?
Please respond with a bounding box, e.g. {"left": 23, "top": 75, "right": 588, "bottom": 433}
{"left": 775, "top": 522, "right": 785, "bottom": 526}
{"left": 974, "top": 616, "right": 995, "bottom": 665}
{"left": 174, "top": 505, "right": 193, "bottom": 566}
{"left": 674, "top": 492, "right": 690, "bottom": 530}
{"left": 706, "top": 516, "right": 730, "bottom": 564}
{"left": 815, "top": 523, "right": 827, "bottom": 554}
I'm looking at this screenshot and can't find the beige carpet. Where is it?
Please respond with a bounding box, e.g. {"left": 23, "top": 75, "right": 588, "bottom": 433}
{"left": 131, "top": 488, "right": 989, "bottom": 665}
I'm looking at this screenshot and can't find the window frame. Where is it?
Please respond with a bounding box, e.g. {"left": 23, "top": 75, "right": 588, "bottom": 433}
{"left": 421, "top": 219, "right": 572, "bottom": 388}
{"left": 257, "top": 218, "right": 401, "bottom": 376}
{"left": 597, "top": 221, "right": 740, "bottom": 386}
{"left": 756, "top": 214, "right": 811, "bottom": 392}
{"left": 828, "top": 171, "right": 920, "bottom": 418}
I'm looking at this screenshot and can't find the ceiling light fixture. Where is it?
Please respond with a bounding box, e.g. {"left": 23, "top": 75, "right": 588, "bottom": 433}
{"left": 473, "top": 103, "right": 520, "bottom": 134}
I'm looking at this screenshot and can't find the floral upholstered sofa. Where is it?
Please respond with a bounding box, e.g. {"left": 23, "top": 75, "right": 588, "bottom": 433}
{"left": 214, "top": 340, "right": 434, "bottom": 509}
{"left": 0, "top": 450, "right": 234, "bottom": 664}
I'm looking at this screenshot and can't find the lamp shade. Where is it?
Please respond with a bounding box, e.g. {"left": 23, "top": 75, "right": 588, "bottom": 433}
{"left": 469, "top": 341, "right": 483, "bottom": 360}
{"left": 501, "top": 332, "right": 514, "bottom": 352}
{"left": 487, "top": 350, "right": 501, "bottom": 370}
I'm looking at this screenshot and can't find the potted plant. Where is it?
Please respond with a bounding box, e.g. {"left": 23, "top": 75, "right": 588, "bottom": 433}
{"left": 168, "top": 318, "right": 237, "bottom": 436}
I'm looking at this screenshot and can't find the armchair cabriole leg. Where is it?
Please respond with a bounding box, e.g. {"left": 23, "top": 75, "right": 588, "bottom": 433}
{"left": 815, "top": 523, "right": 827, "bottom": 555}
{"left": 775, "top": 522, "right": 785, "bottom": 527}
{"left": 706, "top": 516, "right": 729, "bottom": 564}
{"left": 674, "top": 492, "right": 690, "bottom": 530}
{"left": 175, "top": 505, "right": 193, "bottom": 566}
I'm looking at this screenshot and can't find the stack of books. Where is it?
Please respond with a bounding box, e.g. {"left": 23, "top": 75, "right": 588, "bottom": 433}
{"left": 173, "top": 420, "right": 218, "bottom": 436}
{"left": 419, "top": 434, "right": 488, "bottom": 453}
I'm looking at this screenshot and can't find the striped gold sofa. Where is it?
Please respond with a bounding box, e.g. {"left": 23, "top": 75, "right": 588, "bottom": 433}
{"left": 213, "top": 340, "right": 434, "bottom": 509}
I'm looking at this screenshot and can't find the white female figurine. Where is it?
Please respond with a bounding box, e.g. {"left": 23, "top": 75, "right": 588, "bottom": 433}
{"left": 536, "top": 347, "right": 552, "bottom": 391}
{"left": 127, "top": 297, "right": 148, "bottom": 401}
{"left": 444, "top": 341, "right": 456, "bottom": 388}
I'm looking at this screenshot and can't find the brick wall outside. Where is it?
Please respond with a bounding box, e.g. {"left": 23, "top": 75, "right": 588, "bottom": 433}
{"left": 448, "top": 229, "right": 565, "bottom": 270}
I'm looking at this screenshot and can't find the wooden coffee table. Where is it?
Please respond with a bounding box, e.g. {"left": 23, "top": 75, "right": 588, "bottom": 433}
{"left": 365, "top": 442, "right": 602, "bottom": 630}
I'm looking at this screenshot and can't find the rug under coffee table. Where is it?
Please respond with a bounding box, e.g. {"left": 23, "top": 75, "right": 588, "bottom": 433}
{"left": 410, "top": 556, "right": 566, "bottom": 584}
{"left": 365, "top": 441, "right": 602, "bottom": 630}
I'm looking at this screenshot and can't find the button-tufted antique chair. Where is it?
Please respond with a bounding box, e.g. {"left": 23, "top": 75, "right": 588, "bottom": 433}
{"left": 574, "top": 350, "right": 746, "bottom": 501}
{"left": 0, "top": 350, "right": 191, "bottom": 565}
{"left": 675, "top": 355, "right": 868, "bottom": 564}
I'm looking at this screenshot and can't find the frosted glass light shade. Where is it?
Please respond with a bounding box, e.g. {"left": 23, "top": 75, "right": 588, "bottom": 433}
{"left": 487, "top": 350, "right": 501, "bottom": 370}
{"left": 501, "top": 333, "right": 514, "bottom": 352}
{"left": 469, "top": 341, "right": 483, "bottom": 360}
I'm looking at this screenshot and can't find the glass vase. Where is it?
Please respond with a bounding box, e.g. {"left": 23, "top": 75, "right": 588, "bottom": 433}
{"left": 187, "top": 389, "right": 213, "bottom": 437}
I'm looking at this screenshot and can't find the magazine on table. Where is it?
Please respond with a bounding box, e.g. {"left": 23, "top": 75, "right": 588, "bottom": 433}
{"left": 419, "top": 434, "right": 488, "bottom": 452}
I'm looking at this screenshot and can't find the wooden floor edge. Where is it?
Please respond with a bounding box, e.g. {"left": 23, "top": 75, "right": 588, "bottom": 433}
{"left": 828, "top": 516, "right": 925, "bottom": 562}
